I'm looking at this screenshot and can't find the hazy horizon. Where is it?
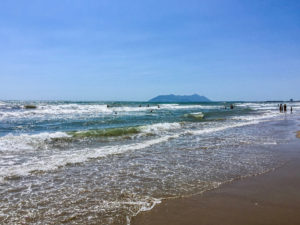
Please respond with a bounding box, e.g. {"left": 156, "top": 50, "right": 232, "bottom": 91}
{"left": 0, "top": 94, "right": 297, "bottom": 102}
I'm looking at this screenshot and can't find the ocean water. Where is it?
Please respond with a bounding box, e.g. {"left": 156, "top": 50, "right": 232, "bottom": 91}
{"left": 0, "top": 100, "right": 299, "bottom": 224}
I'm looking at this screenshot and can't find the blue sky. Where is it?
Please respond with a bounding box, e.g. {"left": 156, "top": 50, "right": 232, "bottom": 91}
{"left": 0, "top": 0, "right": 300, "bottom": 101}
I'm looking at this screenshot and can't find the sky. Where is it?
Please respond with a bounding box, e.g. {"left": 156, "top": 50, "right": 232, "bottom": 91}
{"left": 0, "top": 0, "right": 300, "bottom": 101}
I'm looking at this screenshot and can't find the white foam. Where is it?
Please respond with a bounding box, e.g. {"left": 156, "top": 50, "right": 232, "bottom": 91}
{"left": 140, "top": 122, "right": 181, "bottom": 134}
{"left": 2, "top": 101, "right": 297, "bottom": 182}
{"left": 0, "top": 116, "right": 271, "bottom": 182}
{"left": 188, "top": 121, "right": 260, "bottom": 136}
{"left": 126, "top": 198, "right": 162, "bottom": 225}
{"left": 0, "top": 132, "right": 70, "bottom": 152}
{"left": 230, "top": 111, "right": 278, "bottom": 121}
{"left": 1, "top": 102, "right": 299, "bottom": 121}
{"left": 236, "top": 102, "right": 300, "bottom": 111}
{"left": 0, "top": 103, "right": 220, "bottom": 121}
{"left": 0, "top": 122, "right": 181, "bottom": 153}
{"left": 0, "top": 104, "right": 110, "bottom": 121}
{"left": 0, "top": 134, "right": 180, "bottom": 181}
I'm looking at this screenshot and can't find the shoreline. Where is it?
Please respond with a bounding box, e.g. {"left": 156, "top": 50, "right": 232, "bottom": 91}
{"left": 132, "top": 137, "right": 300, "bottom": 225}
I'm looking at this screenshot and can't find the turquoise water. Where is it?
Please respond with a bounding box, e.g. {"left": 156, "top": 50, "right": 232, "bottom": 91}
{"left": 0, "top": 101, "right": 299, "bottom": 224}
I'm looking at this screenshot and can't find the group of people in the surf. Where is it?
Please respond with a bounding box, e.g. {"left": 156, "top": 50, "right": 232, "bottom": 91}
{"left": 224, "top": 104, "right": 235, "bottom": 110}
{"left": 279, "top": 103, "right": 292, "bottom": 113}
{"left": 140, "top": 104, "right": 160, "bottom": 113}
{"left": 106, "top": 104, "right": 160, "bottom": 113}
{"left": 138, "top": 104, "right": 160, "bottom": 109}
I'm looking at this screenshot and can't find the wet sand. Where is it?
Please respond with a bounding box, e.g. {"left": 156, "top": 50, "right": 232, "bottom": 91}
{"left": 132, "top": 139, "right": 300, "bottom": 225}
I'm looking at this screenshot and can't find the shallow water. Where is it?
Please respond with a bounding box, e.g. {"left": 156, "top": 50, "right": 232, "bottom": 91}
{"left": 0, "top": 101, "right": 299, "bottom": 224}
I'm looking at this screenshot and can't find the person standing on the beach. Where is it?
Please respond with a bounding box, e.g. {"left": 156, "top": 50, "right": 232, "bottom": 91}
{"left": 279, "top": 104, "right": 283, "bottom": 112}
{"left": 291, "top": 106, "right": 293, "bottom": 113}
{"left": 284, "top": 104, "right": 287, "bottom": 112}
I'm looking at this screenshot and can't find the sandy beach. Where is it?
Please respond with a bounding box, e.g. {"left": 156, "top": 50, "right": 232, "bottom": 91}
{"left": 132, "top": 137, "right": 300, "bottom": 225}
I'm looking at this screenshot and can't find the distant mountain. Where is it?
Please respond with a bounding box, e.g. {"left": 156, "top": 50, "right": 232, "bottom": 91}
{"left": 149, "top": 94, "right": 211, "bottom": 102}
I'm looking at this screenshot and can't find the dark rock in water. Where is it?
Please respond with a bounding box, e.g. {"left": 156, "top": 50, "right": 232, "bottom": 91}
{"left": 24, "top": 105, "right": 37, "bottom": 109}
{"left": 149, "top": 94, "right": 211, "bottom": 103}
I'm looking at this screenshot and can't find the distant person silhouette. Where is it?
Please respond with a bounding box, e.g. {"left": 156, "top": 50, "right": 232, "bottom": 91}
{"left": 291, "top": 106, "right": 293, "bottom": 113}
{"left": 284, "top": 104, "right": 287, "bottom": 112}
{"left": 279, "top": 104, "right": 283, "bottom": 112}
{"left": 230, "top": 104, "right": 234, "bottom": 109}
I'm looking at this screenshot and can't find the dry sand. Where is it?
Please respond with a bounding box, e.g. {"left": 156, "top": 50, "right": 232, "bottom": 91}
{"left": 132, "top": 138, "right": 300, "bottom": 225}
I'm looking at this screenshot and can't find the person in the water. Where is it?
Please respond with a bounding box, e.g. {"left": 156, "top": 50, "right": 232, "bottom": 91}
{"left": 291, "top": 106, "right": 293, "bottom": 113}
{"left": 284, "top": 104, "right": 287, "bottom": 112}
{"left": 279, "top": 104, "right": 283, "bottom": 112}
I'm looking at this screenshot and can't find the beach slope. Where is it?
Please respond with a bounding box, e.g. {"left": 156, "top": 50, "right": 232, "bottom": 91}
{"left": 132, "top": 141, "right": 300, "bottom": 225}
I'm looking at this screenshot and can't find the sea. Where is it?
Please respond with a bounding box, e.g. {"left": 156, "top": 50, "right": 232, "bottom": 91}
{"left": 0, "top": 100, "right": 299, "bottom": 224}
